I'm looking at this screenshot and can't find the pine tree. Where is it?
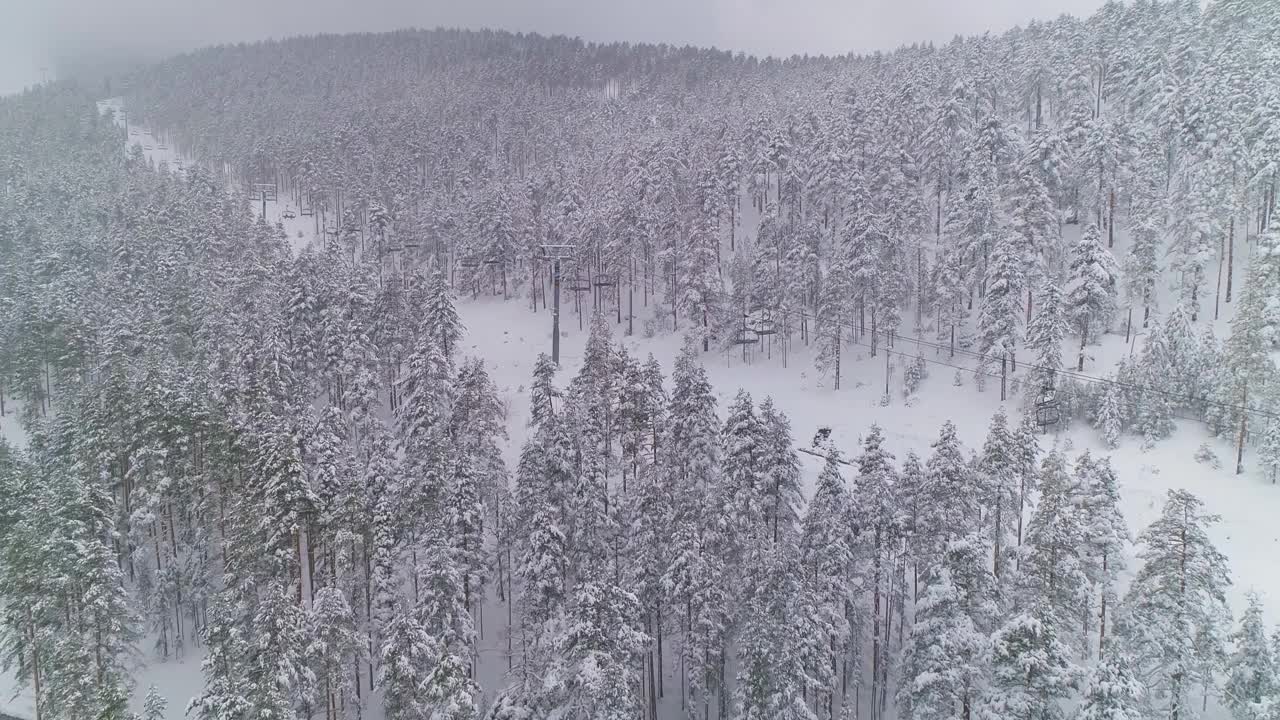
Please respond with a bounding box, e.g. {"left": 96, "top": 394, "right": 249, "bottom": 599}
{"left": 719, "top": 389, "right": 767, "bottom": 554}
{"left": 816, "top": 240, "right": 855, "bottom": 388}
{"left": 980, "top": 605, "right": 1078, "bottom": 720}
{"left": 1026, "top": 279, "right": 1068, "bottom": 396}
{"left": 1076, "top": 453, "right": 1129, "bottom": 656}
{"left": 1224, "top": 592, "right": 1276, "bottom": 720}
{"left": 528, "top": 353, "right": 560, "bottom": 431}
{"left": 1135, "top": 319, "right": 1176, "bottom": 446}
{"left": 979, "top": 409, "right": 1021, "bottom": 594}
{"left": 897, "top": 536, "right": 993, "bottom": 720}
{"left": 1120, "top": 490, "right": 1232, "bottom": 720}
{"left": 545, "top": 581, "right": 649, "bottom": 720}
{"left": 380, "top": 604, "right": 436, "bottom": 720}
{"left": 922, "top": 421, "right": 981, "bottom": 552}
{"left": 424, "top": 269, "right": 464, "bottom": 364}
{"left": 138, "top": 685, "right": 167, "bottom": 720}
{"left": 733, "top": 543, "right": 817, "bottom": 720}
{"left": 1013, "top": 417, "right": 1042, "bottom": 552}
{"left": 1067, "top": 224, "right": 1119, "bottom": 370}
{"left": 799, "top": 450, "right": 855, "bottom": 714}
{"left": 977, "top": 232, "right": 1025, "bottom": 378}
{"left": 758, "top": 397, "right": 803, "bottom": 546}
{"left": 1020, "top": 451, "right": 1090, "bottom": 643}
{"left": 1095, "top": 380, "right": 1127, "bottom": 448}
{"left": 1076, "top": 639, "right": 1144, "bottom": 720}
{"left": 308, "top": 586, "right": 363, "bottom": 718}
{"left": 855, "top": 424, "right": 899, "bottom": 716}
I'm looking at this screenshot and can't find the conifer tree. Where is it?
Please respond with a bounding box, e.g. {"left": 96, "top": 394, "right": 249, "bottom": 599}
{"left": 1120, "top": 490, "right": 1232, "bottom": 720}
{"left": 922, "top": 421, "right": 981, "bottom": 552}
{"left": 897, "top": 536, "right": 993, "bottom": 720}
{"left": 1067, "top": 224, "right": 1119, "bottom": 370}
{"left": 1026, "top": 279, "right": 1068, "bottom": 396}
{"left": 979, "top": 409, "right": 1020, "bottom": 592}
{"left": 800, "top": 450, "right": 855, "bottom": 714}
{"left": 1013, "top": 417, "right": 1042, "bottom": 552}
{"left": 977, "top": 232, "right": 1025, "bottom": 377}
{"left": 980, "top": 605, "right": 1078, "bottom": 720}
{"left": 816, "top": 240, "right": 855, "bottom": 388}
{"left": 138, "top": 685, "right": 167, "bottom": 720}
{"left": 1224, "top": 592, "right": 1276, "bottom": 720}
{"left": 1021, "top": 451, "right": 1089, "bottom": 643}
{"left": 1076, "top": 639, "right": 1144, "bottom": 720}
{"left": 855, "top": 424, "right": 899, "bottom": 715}
{"left": 1076, "top": 453, "right": 1129, "bottom": 655}
{"left": 758, "top": 397, "right": 803, "bottom": 546}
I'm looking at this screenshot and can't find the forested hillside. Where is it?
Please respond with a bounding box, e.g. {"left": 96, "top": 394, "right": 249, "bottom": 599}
{"left": 2, "top": 2, "right": 1280, "bottom": 720}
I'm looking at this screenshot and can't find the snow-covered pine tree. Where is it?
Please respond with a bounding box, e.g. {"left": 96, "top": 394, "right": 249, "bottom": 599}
{"left": 1075, "top": 453, "right": 1129, "bottom": 656}
{"left": 308, "top": 585, "right": 363, "bottom": 718}
{"left": 897, "top": 535, "right": 994, "bottom": 720}
{"left": 414, "top": 531, "right": 480, "bottom": 720}
{"left": 424, "top": 269, "right": 464, "bottom": 364}
{"left": 545, "top": 581, "right": 649, "bottom": 720}
{"left": 1026, "top": 279, "right": 1068, "bottom": 399}
{"left": 138, "top": 685, "right": 167, "bottom": 720}
{"left": 922, "top": 421, "right": 982, "bottom": 552}
{"left": 1120, "top": 490, "right": 1232, "bottom": 720}
{"left": 934, "top": 242, "right": 971, "bottom": 358}
{"left": 380, "top": 602, "right": 436, "bottom": 720}
{"left": 1223, "top": 592, "right": 1276, "bottom": 720}
{"left": 719, "top": 389, "right": 768, "bottom": 555}
{"left": 1013, "top": 417, "right": 1042, "bottom": 553}
{"left": 1134, "top": 318, "right": 1176, "bottom": 446}
{"left": 758, "top": 397, "right": 803, "bottom": 546}
{"left": 855, "top": 424, "right": 900, "bottom": 716}
{"left": 976, "top": 232, "right": 1025, "bottom": 378}
{"left": 799, "top": 449, "right": 856, "bottom": 714}
{"left": 815, "top": 239, "right": 856, "bottom": 388}
{"left": 979, "top": 409, "right": 1021, "bottom": 594}
{"left": 1020, "top": 451, "right": 1090, "bottom": 646}
{"left": 1209, "top": 235, "right": 1279, "bottom": 442}
{"left": 1094, "top": 378, "right": 1128, "bottom": 449}
{"left": 1076, "top": 638, "right": 1144, "bottom": 720}
{"left": 528, "top": 352, "right": 560, "bottom": 431}
{"left": 733, "top": 542, "right": 817, "bottom": 720}
{"left": 1006, "top": 163, "right": 1058, "bottom": 305}
{"left": 979, "top": 605, "right": 1078, "bottom": 720}
{"left": 1067, "top": 224, "right": 1119, "bottom": 370}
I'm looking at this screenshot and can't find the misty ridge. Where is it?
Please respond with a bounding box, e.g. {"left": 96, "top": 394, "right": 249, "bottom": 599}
{"left": 2, "top": 2, "right": 1280, "bottom": 720}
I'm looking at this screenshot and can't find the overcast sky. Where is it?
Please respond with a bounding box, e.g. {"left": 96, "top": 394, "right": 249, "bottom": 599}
{"left": 0, "top": 0, "right": 1107, "bottom": 96}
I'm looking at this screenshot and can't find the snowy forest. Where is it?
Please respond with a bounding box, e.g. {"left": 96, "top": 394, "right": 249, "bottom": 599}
{"left": 2, "top": 1, "right": 1280, "bottom": 720}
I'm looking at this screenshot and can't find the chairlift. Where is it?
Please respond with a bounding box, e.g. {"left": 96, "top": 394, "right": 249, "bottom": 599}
{"left": 282, "top": 208, "right": 297, "bottom": 219}
{"left": 566, "top": 275, "right": 592, "bottom": 293}
{"left": 483, "top": 257, "right": 502, "bottom": 266}
{"left": 749, "top": 307, "right": 778, "bottom": 336}
{"left": 1035, "top": 384, "right": 1061, "bottom": 428}
{"left": 458, "top": 256, "right": 482, "bottom": 269}
{"left": 157, "top": 144, "right": 168, "bottom": 150}
{"left": 144, "top": 145, "right": 154, "bottom": 151}
{"left": 732, "top": 327, "right": 760, "bottom": 345}
{"left": 300, "top": 207, "right": 313, "bottom": 217}
{"left": 593, "top": 272, "right": 617, "bottom": 288}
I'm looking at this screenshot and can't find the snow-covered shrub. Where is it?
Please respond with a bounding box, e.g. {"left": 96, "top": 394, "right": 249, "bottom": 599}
{"left": 902, "top": 355, "right": 927, "bottom": 397}
{"left": 1194, "top": 444, "right": 1221, "bottom": 469}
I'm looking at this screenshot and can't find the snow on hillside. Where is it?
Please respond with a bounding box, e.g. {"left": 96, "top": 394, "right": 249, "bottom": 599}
{"left": 1, "top": 96, "right": 1273, "bottom": 720}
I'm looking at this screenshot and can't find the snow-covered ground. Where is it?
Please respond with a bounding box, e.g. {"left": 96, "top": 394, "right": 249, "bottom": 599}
{"left": 1, "top": 99, "right": 1275, "bottom": 720}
